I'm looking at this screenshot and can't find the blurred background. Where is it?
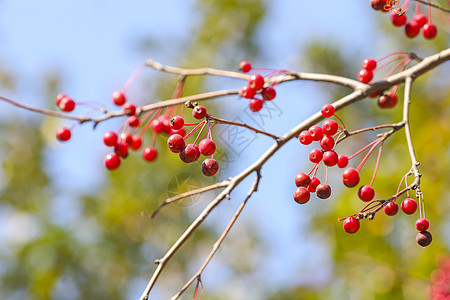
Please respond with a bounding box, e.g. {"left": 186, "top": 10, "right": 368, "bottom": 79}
{"left": 0, "top": 1, "right": 449, "bottom": 299}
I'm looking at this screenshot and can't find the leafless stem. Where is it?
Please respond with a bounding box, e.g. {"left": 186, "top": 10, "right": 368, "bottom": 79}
{"left": 412, "top": 0, "right": 450, "bottom": 13}
{"left": 336, "top": 122, "right": 405, "bottom": 145}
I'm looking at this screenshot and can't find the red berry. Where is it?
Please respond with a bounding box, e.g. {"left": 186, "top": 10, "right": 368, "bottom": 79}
{"left": 142, "top": 147, "right": 158, "bottom": 162}
{"left": 58, "top": 96, "right": 75, "bottom": 112}
{"left": 201, "top": 158, "right": 219, "bottom": 176}
{"left": 170, "top": 127, "right": 186, "bottom": 137}
{"left": 167, "top": 134, "right": 185, "bottom": 153}
{"left": 199, "top": 138, "right": 216, "bottom": 156}
{"left": 299, "top": 130, "right": 313, "bottom": 145}
{"left": 422, "top": 23, "right": 437, "bottom": 39}
{"left": 401, "top": 198, "right": 417, "bottom": 215}
{"left": 322, "top": 119, "right": 338, "bottom": 136}
{"left": 412, "top": 13, "right": 427, "bottom": 27}
{"left": 103, "top": 131, "right": 118, "bottom": 147}
{"left": 249, "top": 98, "right": 264, "bottom": 112}
{"left": 370, "top": 0, "right": 387, "bottom": 10}
{"left": 342, "top": 167, "right": 360, "bottom": 188}
{"left": 293, "top": 187, "right": 310, "bottom": 204}
{"left": 316, "top": 183, "right": 332, "bottom": 199}
{"left": 320, "top": 135, "right": 335, "bottom": 151}
{"left": 157, "top": 115, "right": 172, "bottom": 134}
{"left": 377, "top": 94, "right": 395, "bottom": 109}
{"left": 358, "top": 185, "right": 375, "bottom": 202}
{"left": 127, "top": 115, "right": 140, "bottom": 127}
{"left": 151, "top": 119, "right": 164, "bottom": 134}
{"left": 391, "top": 11, "right": 407, "bottom": 26}
{"left": 130, "top": 135, "right": 142, "bottom": 150}
{"left": 384, "top": 201, "right": 399, "bottom": 216}
{"left": 114, "top": 141, "right": 129, "bottom": 158}
{"left": 56, "top": 93, "right": 67, "bottom": 106}
{"left": 239, "top": 61, "right": 251, "bottom": 73}
{"left": 170, "top": 116, "right": 184, "bottom": 130}
{"left": 123, "top": 102, "right": 136, "bottom": 116}
{"left": 415, "top": 218, "right": 430, "bottom": 231}
{"left": 56, "top": 127, "right": 71, "bottom": 142}
{"left": 119, "top": 132, "right": 133, "bottom": 145}
{"left": 179, "top": 144, "right": 200, "bottom": 163}
{"left": 416, "top": 230, "right": 432, "bottom": 247}
{"left": 309, "top": 148, "right": 323, "bottom": 164}
{"left": 321, "top": 104, "right": 335, "bottom": 118}
{"left": 104, "top": 153, "right": 121, "bottom": 170}
{"left": 240, "top": 85, "right": 256, "bottom": 99}
{"left": 362, "top": 58, "right": 377, "bottom": 71}
{"left": 405, "top": 21, "right": 421, "bottom": 38}
{"left": 192, "top": 105, "right": 207, "bottom": 119}
{"left": 343, "top": 216, "right": 360, "bottom": 234}
{"left": 337, "top": 155, "right": 349, "bottom": 168}
{"left": 308, "top": 125, "right": 323, "bottom": 141}
{"left": 248, "top": 73, "right": 265, "bottom": 90}
{"left": 323, "top": 150, "right": 338, "bottom": 167}
{"left": 358, "top": 69, "right": 373, "bottom": 83}
{"left": 307, "top": 177, "right": 320, "bottom": 193}
{"left": 261, "top": 86, "right": 276, "bottom": 101}
{"left": 112, "top": 91, "right": 126, "bottom": 106}
{"left": 295, "top": 172, "right": 311, "bottom": 187}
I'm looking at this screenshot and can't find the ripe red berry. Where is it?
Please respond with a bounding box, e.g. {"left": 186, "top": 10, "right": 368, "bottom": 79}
{"left": 309, "top": 148, "right": 323, "bottom": 164}
{"left": 248, "top": 73, "right": 265, "bottom": 90}
{"left": 170, "top": 127, "right": 186, "bottom": 137}
{"left": 322, "top": 119, "right": 338, "bottom": 136}
{"left": 123, "top": 103, "right": 136, "bottom": 116}
{"left": 119, "top": 132, "right": 133, "bottom": 145}
{"left": 112, "top": 91, "right": 126, "bottom": 106}
{"left": 58, "top": 96, "right": 75, "bottom": 112}
{"left": 308, "top": 125, "right": 323, "bottom": 141}
{"left": 56, "top": 127, "right": 71, "bottom": 142}
{"left": 377, "top": 94, "right": 395, "bottom": 109}
{"left": 299, "top": 130, "right": 313, "bottom": 145}
{"left": 170, "top": 116, "right": 184, "bottom": 130}
{"left": 405, "top": 21, "right": 421, "bottom": 38}
{"left": 192, "top": 105, "right": 207, "bottom": 119}
{"left": 416, "top": 230, "right": 432, "bottom": 247}
{"left": 103, "top": 131, "right": 118, "bottom": 147}
{"left": 142, "top": 146, "right": 158, "bottom": 162}
{"left": 401, "top": 198, "right": 417, "bottom": 215}
{"left": 384, "top": 201, "right": 399, "bottom": 216}
{"left": 114, "top": 141, "right": 129, "bottom": 158}
{"left": 151, "top": 119, "right": 164, "bottom": 134}
{"left": 239, "top": 61, "right": 251, "bottom": 73}
{"left": 261, "top": 86, "right": 276, "bottom": 101}
{"left": 240, "top": 85, "right": 256, "bottom": 99}
{"left": 201, "top": 158, "right": 219, "bottom": 176}
{"left": 323, "top": 150, "right": 338, "bottom": 167}
{"left": 422, "top": 23, "right": 437, "bottom": 39}
{"left": 307, "top": 177, "right": 320, "bottom": 193}
{"left": 362, "top": 58, "right": 377, "bottom": 71}
{"left": 343, "top": 216, "right": 360, "bottom": 234}
{"left": 337, "top": 154, "right": 349, "bottom": 168}
{"left": 293, "top": 187, "right": 310, "bottom": 204}
{"left": 249, "top": 98, "right": 264, "bottom": 112}
{"left": 157, "top": 115, "right": 172, "bottom": 134}
{"left": 320, "top": 135, "right": 335, "bottom": 151}
{"left": 316, "top": 183, "right": 332, "bottom": 199}
{"left": 127, "top": 115, "right": 140, "bottom": 127}
{"left": 321, "top": 104, "right": 335, "bottom": 118}
{"left": 357, "top": 68, "right": 373, "bottom": 84}
{"left": 199, "top": 138, "right": 216, "bottom": 156}
{"left": 412, "top": 13, "right": 427, "bottom": 27}
{"left": 295, "top": 172, "right": 311, "bottom": 187}
{"left": 130, "top": 135, "right": 142, "bottom": 150}
{"left": 415, "top": 218, "right": 430, "bottom": 231}
{"left": 104, "top": 153, "right": 121, "bottom": 170}
{"left": 342, "top": 167, "right": 360, "bottom": 188}
{"left": 391, "top": 11, "right": 407, "bottom": 27}
{"left": 358, "top": 185, "right": 375, "bottom": 202}
{"left": 56, "top": 93, "right": 67, "bottom": 106}
{"left": 179, "top": 144, "right": 200, "bottom": 163}
{"left": 167, "top": 134, "right": 185, "bottom": 153}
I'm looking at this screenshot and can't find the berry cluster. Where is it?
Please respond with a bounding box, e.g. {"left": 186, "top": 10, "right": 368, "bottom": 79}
{"left": 239, "top": 61, "right": 278, "bottom": 112}
{"left": 55, "top": 94, "right": 76, "bottom": 142}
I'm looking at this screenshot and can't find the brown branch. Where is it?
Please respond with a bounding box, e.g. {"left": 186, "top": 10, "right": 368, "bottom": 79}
{"left": 412, "top": 0, "right": 450, "bottom": 13}
{"left": 336, "top": 122, "right": 406, "bottom": 145}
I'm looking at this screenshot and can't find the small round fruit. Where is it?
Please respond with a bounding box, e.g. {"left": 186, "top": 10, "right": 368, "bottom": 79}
{"left": 201, "top": 158, "right": 219, "bottom": 176}
{"left": 358, "top": 69, "right": 373, "bottom": 83}
{"left": 240, "top": 85, "right": 256, "bottom": 99}
{"left": 192, "top": 105, "right": 207, "bottom": 119}
{"left": 358, "top": 185, "right": 375, "bottom": 202}
{"left": 130, "top": 135, "right": 142, "bottom": 150}
{"left": 337, "top": 154, "right": 349, "bottom": 168}
{"left": 119, "top": 132, "right": 133, "bottom": 145}
{"left": 416, "top": 231, "right": 432, "bottom": 247}
{"left": 293, "top": 187, "right": 310, "bottom": 204}
{"left": 308, "top": 125, "right": 323, "bottom": 141}
{"left": 151, "top": 119, "right": 164, "bottom": 134}
{"left": 415, "top": 218, "right": 430, "bottom": 231}
{"left": 114, "top": 141, "right": 129, "bottom": 158}
{"left": 391, "top": 11, "right": 407, "bottom": 26}
{"left": 343, "top": 216, "right": 360, "bottom": 234}
{"left": 56, "top": 127, "right": 71, "bottom": 142}
{"left": 112, "top": 91, "right": 126, "bottom": 106}
{"left": 170, "top": 127, "right": 186, "bottom": 137}
{"left": 239, "top": 61, "right": 251, "bottom": 73}
{"left": 401, "top": 198, "right": 417, "bottom": 215}
{"left": 179, "top": 144, "right": 200, "bottom": 163}
{"left": 56, "top": 93, "right": 67, "bottom": 106}
{"left": 405, "top": 21, "right": 421, "bottom": 38}
{"left": 309, "top": 148, "right": 323, "bottom": 164}
{"left": 323, "top": 150, "right": 338, "bottom": 167}
{"left": 123, "top": 102, "right": 136, "bottom": 116}
{"left": 104, "top": 153, "right": 121, "bottom": 170}
{"left": 170, "top": 116, "right": 184, "bottom": 130}
{"left": 249, "top": 98, "right": 264, "bottom": 112}
{"left": 320, "top": 135, "right": 335, "bottom": 151}
{"left": 127, "top": 115, "right": 140, "bottom": 127}
{"left": 322, "top": 119, "right": 339, "bottom": 136}
{"left": 299, "top": 130, "right": 313, "bottom": 145}
{"left": 422, "top": 23, "right": 437, "bottom": 39}
{"left": 362, "top": 58, "right": 377, "bottom": 71}
{"left": 307, "top": 177, "right": 320, "bottom": 193}
{"left": 199, "top": 138, "right": 216, "bottom": 156}
{"left": 321, "top": 104, "right": 335, "bottom": 118}
{"left": 342, "top": 167, "right": 360, "bottom": 188}
{"left": 261, "top": 86, "right": 276, "bottom": 100}
{"left": 142, "top": 147, "right": 158, "bottom": 162}
{"left": 384, "top": 201, "right": 399, "bottom": 216}
{"left": 248, "top": 73, "right": 265, "bottom": 90}
{"left": 58, "top": 96, "right": 75, "bottom": 112}
{"left": 378, "top": 94, "right": 395, "bottom": 109}
{"left": 167, "top": 134, "right": 185, "bottom": 153}
{"left": 412, "top": 13, "right": 427, "bottom": 27}
{"left": 316, "top": 183, "right": 332, "bottom": 199}
{"left": 295, "top": 172, "right": 311, "bottom": 187}
{"left": 103, "top": 131, "right": 118, "bottom": 147}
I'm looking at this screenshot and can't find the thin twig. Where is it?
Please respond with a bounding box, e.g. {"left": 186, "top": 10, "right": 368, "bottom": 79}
{"left": 412, "top": 0, "right": 450, "bottom": 13}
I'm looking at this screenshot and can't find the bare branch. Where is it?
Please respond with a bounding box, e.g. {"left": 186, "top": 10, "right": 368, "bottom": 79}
{"left": 412, "top": 0, "right": 450, "bottom": 13}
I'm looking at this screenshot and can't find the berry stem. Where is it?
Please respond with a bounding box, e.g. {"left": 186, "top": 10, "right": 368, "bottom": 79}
{"left": 348, "top": 138, "right": 381, "bottom": 160}
{"left": 356, "top": 139, "right": 382, "bottom": 172}
{"left": 123, "top": 63, "right": 146, "bottom": 93}
{"left": 184, "top": 120, "right": 206, "bottom": 140}
{"left": 384, "top": 58, "right": 411, "bottom": 79}
{"left": 369, "top": 141, "right": 384, "bottom": 187}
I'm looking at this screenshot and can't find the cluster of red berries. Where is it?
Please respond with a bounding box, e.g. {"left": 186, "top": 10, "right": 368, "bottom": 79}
{"left": 167, "top": 105, "right": 219, "bottom": 177}
{"left": 55, "top": 93, "right": 76, "bottom": 142}
{"left": 239, "top": 61, "right": 277, "bottom": 112}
